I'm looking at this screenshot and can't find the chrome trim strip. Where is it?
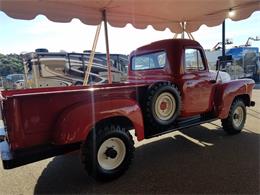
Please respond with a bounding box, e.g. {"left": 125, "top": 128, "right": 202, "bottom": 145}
{"left": 4, "top": 83, "right": 148, "bottom": 98}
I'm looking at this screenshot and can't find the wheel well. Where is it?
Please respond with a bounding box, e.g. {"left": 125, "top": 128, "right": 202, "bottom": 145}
{"left": 85, "top": 116, "right": 135, "bottom": 142}
{"left": 93, "top": 116, "right": 134, "bottom": 132}
{"left": 234, "top": 94, "right": 250, "bottom": 106}
{"left": 148, "top": 81, "right": 180, "bottom": 91}
{"left": 147, "top": 81, "right": 182, "bottom": 100}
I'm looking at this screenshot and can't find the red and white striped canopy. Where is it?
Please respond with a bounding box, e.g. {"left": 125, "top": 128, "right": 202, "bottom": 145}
{"left": 0, "top": 0, "right": 259, "bottom": 33}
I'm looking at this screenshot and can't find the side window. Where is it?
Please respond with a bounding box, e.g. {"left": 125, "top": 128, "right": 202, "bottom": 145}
{"left": 185, "top": 49, "right": 205, "bottom": 72}
{"left": 157, "top": 52, "right": 166, "bottom": 67}
{"left": 133, "top": 56, "right": 155, "bottom": 70}
{"left": 131, "top": 51, "right": 166, "bottom": 70}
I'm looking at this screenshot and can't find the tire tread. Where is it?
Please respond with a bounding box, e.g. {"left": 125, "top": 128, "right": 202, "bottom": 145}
{"left": 81, "top": 124, "right": 134, "bottom": 181}
{"left": 221, "top": 98, "right": 246, "bottom": 135}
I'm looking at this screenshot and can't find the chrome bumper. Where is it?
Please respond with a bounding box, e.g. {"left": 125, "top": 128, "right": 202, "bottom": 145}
{"left": 0, "top": 120, "right": 13, "bottom": 161}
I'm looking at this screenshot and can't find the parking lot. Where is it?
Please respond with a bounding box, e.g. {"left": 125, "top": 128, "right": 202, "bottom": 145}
{"left": 0, "top": 86, "right": 259, "bottom": 194}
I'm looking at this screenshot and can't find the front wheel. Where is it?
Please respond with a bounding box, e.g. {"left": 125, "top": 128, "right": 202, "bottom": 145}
{"left": 81, "top": 124, "right": 134, "bottom": 181}
{"left": 221, "top": 99, "right": 246, "bottom": 135}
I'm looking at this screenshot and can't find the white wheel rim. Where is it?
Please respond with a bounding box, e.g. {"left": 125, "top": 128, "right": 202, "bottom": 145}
{"left": 154, "top": 92, "right": 176, "bottom": 121}
{"left": 97, "top": 137, "right": 126, "bottom": 170}
{"left": 233, "top": 106, "right": 244, "bottom": 128}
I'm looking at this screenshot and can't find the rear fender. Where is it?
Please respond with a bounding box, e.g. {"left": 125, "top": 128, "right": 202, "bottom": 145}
{"left": 53, "top": 99, "right": 144, "bottom": 144}
{"left": 214, "top": 79, "right": 255, "bottom": 119}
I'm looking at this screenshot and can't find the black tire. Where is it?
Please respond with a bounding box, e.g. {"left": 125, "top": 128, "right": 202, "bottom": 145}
{"left": 81, "top": 124, "right": 134, "bottom": 181}
{"left": 221, "top": 99, "right": 246, "bottom": 135}
{"left": 145, "top": 82, "right": 181, "bottom": 128}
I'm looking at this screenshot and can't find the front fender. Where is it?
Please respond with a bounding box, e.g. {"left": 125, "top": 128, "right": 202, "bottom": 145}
{"left": 215, "top": 79, "right": 255, "bottom": 119}
{"left": 53, "top": 99, "right": 144, "bottom": 145}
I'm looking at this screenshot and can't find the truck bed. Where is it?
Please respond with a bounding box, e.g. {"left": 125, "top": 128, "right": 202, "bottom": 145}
{"left": 1, "top": 83, "right": 147, "bottom": 151}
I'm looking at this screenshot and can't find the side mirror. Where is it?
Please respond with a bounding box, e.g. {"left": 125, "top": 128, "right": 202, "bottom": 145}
{"left": 218, "top": 55, "right": 233, "bottom": 62}
{"left": 216, "top": 55, "right": 233, "bottom": 71}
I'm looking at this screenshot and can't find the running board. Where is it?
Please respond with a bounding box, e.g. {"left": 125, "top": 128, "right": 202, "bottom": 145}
{"left": 146, "top": 116, "right": 217, "bottom": 139}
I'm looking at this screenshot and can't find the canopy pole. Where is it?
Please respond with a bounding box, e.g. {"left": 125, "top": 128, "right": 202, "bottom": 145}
{"left": 22, "top": 58, "right": 29, "bottom": 89}
{"left": 102, "top": 10, "right": 112, "bottom": 84}
{"left": 187, "top": 32, "right": 192, "bottom": 40}
{"left": 222, "top": 20, "right": 225, "bottom": 57}
{"left": 188, "top": 32, "right": 195, "bottom": 40}
{"left": 181, "top": 22, "right": 185, "bottom": 39}
{"left": 83, "top": 24, "right": 102, "bottom": 86}
{"left": 32, "top": 60, "right": 39, "bottom": 88}
{"left": 215, "top": 20, "right": 226, "bottom": 82}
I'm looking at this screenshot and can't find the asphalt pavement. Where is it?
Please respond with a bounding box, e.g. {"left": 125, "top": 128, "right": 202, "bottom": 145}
{"left": 0, "top": 88, "right": 259, "bottom": 194}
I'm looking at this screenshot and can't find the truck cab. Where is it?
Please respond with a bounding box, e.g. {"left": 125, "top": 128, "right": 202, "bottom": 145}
{"left": 128, "top": 39, "right": 223, "bottom": 116}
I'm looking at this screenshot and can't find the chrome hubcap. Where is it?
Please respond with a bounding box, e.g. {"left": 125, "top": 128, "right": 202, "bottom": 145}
{"left": 155, "top": 92, "right": 176, "bottom": 121}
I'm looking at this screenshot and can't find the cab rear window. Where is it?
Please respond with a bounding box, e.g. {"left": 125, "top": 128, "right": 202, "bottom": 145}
{"left": 131, "top": 51, "right": 166, "bottom": 70}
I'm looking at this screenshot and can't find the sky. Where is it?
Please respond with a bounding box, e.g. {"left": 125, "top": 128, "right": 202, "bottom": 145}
{"left": 0, "top": 10, "right": 260, "bottom": 55}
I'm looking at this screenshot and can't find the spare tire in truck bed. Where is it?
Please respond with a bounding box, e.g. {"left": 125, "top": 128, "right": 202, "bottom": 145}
{"left": 144, "top": 82, "right": 181, "bottom": 129}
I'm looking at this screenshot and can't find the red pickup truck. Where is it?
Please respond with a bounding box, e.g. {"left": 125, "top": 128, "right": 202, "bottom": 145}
{"left": 0, "top": 39, "right": 255, "bottom": 181}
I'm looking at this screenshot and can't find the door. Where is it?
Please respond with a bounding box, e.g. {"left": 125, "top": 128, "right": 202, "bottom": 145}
{"left": 181, "top": 48, "right": 215, "bottom": 116}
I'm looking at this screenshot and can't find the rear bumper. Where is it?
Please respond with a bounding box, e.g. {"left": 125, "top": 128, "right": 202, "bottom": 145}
{"left": 1, "top": 142, "right": 80, "bottom": 169}
{"left": 0, "top": 140, "right": 13, "bottom": 161}
{"left": 1, "top": 118, "right": 80, "bottom": 169}
{"left": 0, "top": 120, "right": 13, "bottom": 161}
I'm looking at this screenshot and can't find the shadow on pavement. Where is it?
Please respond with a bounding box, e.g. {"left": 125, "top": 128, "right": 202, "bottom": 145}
{"left": 34, "top": 126, "right": 260, "bottom": 194}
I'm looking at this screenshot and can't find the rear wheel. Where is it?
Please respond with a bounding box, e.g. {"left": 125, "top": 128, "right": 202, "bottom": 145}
{"left": 221, "top": 99, "right": 246, "bottom": 135}
{"left": 81, "top": 124, "right": 134, "bottom": 181}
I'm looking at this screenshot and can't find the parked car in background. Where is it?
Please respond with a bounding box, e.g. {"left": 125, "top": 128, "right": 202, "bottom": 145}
{"left": 13, "top": 80, "right": 24, "bottom": 89}
{"left": 4, "top": 74, "right": 24, "bottom": 89}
